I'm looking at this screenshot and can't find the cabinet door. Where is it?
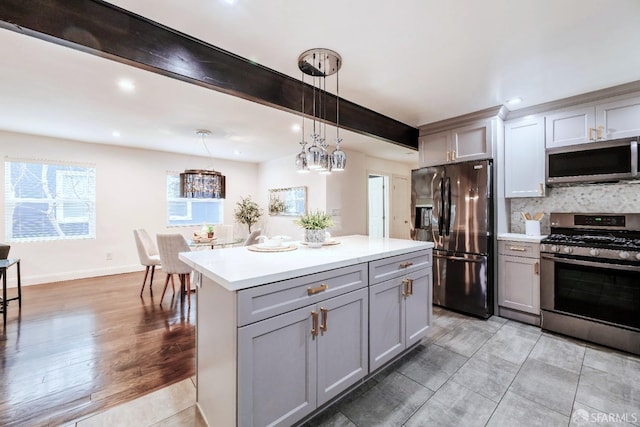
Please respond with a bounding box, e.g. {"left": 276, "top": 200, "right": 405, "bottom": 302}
{"left": 419, "top": 131, "right": 450, "bottom": 167}
{"left": 596, "top": 95, "right": 640, "bottom": 140}
{"left": 504, "top": 117, "right": 545, "bottom": 198}
{"left": 498, "top": 254, "right": 540, "bottom": 315}
{"left": 238, "top": 306, "right": 317, "bottom": 427}
{"left": 404, "top": 269, "right": 432, "bottom": 347}
{"left": 369, "top": 277, "right": 404, "bottom": 372}
{"left": 316, "top": 289, "right": 368, "bottom": 406}
{"left": 452, "top": 121, "right": 492, "bottom": 161}
{"left": 545, "top": 106, "right": 596, "bottom": 148}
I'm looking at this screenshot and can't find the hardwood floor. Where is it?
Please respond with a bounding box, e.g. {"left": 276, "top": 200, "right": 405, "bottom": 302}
{"left": 0, "top": 271, "right": 195, "bottom": 427}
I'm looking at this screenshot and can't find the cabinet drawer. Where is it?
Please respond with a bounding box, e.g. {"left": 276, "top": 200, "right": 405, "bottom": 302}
{"left": 237, "top": 263, "right": 367, "bottom": 326}
{"left": 369, "top": 250, "right": 431, "bottom": 285}
{"left": 498, "top": 241, "right": 539, "bottom": 258}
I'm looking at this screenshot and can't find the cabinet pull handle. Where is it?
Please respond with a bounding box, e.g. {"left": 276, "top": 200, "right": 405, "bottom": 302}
{"left": 508, "top": 246, "right": 527, "bottom": 252}
{"left": 320, "top": 307, "right": 328, "bottom": 332}
{"left": 311, "top": 311, "right": 319, "bottom": 337}
{"left": 402, "top": 278, "right": 414, "bottom": 297}
{"left": 534, "top": 262, "right": 539, "bottom": 275}
{"left": 589, "top": 127, "right": 594, "bottom": 141}
{"left": 399, "top": 261, "right": 413, "bottom": 269}
{"left": 538, "top": 183, "right": 544, "bottom": 196}
{"left": 452, "top": 150, "right": 456, "bottom": 160}
{"left": 446, "top": 151, "right": 450, "bottom": 162}
{"left": 307, "top": 283, "right": 328, "bottom": 295}
{"left": 597, "top": 125, "right": 604, "bottom": 140}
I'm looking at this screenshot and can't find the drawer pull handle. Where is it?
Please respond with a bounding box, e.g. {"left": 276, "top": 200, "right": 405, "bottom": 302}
{"left": 311, "top": 311, "right": 319, "bottom": 337}
{"left": 320, "top": 307, "right": 328, "bottom": 332}
{"left": 508, "top": 246, "right": 527, "bottom": 252}
{"left": 399, "top": 261, "right": 413, "bottom": 269}
{"left": 307, "top": 284, "right": 328, "bottom": 295}
{"left": 402, "top": 278, "right": 414, "bottom": 297}
{"left": 534, "top": 262, "right": 539, "bottom": 275}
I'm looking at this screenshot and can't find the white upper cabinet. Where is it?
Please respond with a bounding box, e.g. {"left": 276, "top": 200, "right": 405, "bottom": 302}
{"left": 419, "top": 119, "right": 492, "bottom": 167}
{"left": 596, "top": 95, "right": 640, "bottom": 140}
{"left": 545, "top": 106, "right": 595, "bottom": 148}
{"left": 504, "top": 116, "right": 545, "bottom": 198}
{"left": 545, "top": 94, "right": 640, "bottom": 148}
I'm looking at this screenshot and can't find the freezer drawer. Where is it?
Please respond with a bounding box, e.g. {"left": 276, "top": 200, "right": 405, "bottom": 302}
{"left": 433, "top": 252, "right": 490, "bottom": 318}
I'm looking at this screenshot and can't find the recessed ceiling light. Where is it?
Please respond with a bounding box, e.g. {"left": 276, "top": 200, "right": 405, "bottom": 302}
{"left": 291, "top": 124, "right": 301, "bottom": 132}
{"left": 117, "top": 79, "right": 135, "bottom": 92}
{"left": 506, "top": 97, "right": 522, "bottom": 106}
{"left": 112, "top": 130, "right": 121, "bottom": 138}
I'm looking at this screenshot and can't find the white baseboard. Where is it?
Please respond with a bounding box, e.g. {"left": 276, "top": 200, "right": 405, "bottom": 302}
{"left": 6, "top": 264, "right": 163, "bottom": 287}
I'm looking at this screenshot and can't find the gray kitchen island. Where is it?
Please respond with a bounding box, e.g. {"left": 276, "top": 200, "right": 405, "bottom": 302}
{"left": 180, "top": 235, "right": 433, "bottom": 427}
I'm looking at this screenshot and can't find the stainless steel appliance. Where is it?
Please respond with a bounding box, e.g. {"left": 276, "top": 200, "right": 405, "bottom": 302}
{"left": 411, "top": 160, "right": 493, "bottom": 318}
{"left": 546, "top": 138, "right": 638, "bottom": 185}
{"left": 540, "top": 213, "right": 640, "bottom": 355}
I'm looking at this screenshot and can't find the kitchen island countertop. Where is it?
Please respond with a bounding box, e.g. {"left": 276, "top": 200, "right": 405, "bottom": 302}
{"left": 179, "top": 235, "right": 433, "bottom": 291}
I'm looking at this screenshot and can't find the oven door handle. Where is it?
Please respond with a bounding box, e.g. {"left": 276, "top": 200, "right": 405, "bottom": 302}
{"left": 541, "top": 253, "right": 640, "bottom": 272}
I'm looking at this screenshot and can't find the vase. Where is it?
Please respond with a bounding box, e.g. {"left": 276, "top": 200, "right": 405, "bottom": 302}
{"left": 304, "top": 229, "right": 326, "bottom": 248}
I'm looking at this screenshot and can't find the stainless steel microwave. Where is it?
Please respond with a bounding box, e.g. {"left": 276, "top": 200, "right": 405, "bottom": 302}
{"left": 546, "top": 138, "right": 638, "bottom": 185}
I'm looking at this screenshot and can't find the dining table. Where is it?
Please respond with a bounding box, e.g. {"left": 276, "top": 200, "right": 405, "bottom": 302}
{"left": 1, "top": 258, "right": 21, "bottom": 327}
{"left": 188, "top": 237, "right": 244, "bottom": 250}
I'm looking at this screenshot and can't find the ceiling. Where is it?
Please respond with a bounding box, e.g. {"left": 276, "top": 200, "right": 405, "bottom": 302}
{"left": 1, "top": 0, "right": 640, "bottom": 165}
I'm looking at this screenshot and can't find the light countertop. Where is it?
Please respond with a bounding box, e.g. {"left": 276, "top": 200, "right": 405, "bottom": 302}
{"left": 498, "top": 233, "right": 547, "bottom": 243}
{"left": 179, "top": 235, "right": 433, "bottom": 291}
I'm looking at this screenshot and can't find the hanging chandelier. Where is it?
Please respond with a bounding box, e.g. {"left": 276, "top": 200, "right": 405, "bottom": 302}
{"left": 296, "top": 48, "right": 347, "bottom": 174}
{"left": 180, "top": 130, "right": 226, "bottom": 199}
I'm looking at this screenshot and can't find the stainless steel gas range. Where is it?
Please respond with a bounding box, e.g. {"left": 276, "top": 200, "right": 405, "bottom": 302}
{"left": 540, "top": 213, "right": 640, "bottom": 355}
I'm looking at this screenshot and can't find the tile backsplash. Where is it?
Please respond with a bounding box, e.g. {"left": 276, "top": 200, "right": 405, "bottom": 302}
{"left": 510, "top": 181, "right": 640, "bottom": 234}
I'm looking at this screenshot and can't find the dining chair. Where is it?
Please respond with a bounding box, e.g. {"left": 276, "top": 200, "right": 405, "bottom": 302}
{"left": 156, "top": 233, "right": 193, "bottom": 306}
{"left": 243, "top": 229, "right": 262, "bottom": 246}
{"left": 133, "top": 229, "right": 162, "bottom": 297}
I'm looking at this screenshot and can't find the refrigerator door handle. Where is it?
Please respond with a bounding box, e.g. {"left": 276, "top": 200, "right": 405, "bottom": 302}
{"left": 445, "top": 177, "right": 451, "bottom": 236}
{"left": 434, "top": 253, "right": 485, "bottom": 262}
{"left": 438, "top": 177, "right": 445, "bottom": 236}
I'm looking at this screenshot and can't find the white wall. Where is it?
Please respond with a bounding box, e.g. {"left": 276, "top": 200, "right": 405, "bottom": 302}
{"left": 0, "top": 130, "right": 259, "bottom": 285}
{"left": 258, "top": 149, "right": 415, "bottom": 239}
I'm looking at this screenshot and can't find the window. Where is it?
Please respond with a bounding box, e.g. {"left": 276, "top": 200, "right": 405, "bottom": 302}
{"left": 166, "top": 174, "right": 223, "bottom": 226}
{"left": 5, "top": 160, "right": 96, "bottom": 242}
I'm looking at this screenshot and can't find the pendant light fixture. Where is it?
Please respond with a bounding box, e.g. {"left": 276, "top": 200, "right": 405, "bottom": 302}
{"left": 180, "top": 130, "right": 226, "bottom": 199}
{"left": 296, "top": 48, "right": 347, "bottom": 174}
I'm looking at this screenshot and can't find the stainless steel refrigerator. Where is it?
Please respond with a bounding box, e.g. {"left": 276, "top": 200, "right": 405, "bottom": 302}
{"left": 411, "top": 160, "right": 493, "bottom": 318}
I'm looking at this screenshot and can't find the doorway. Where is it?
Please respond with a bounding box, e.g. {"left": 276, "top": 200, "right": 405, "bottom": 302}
{"left": 368, "top": 174, "right": 389, "bottom": 238}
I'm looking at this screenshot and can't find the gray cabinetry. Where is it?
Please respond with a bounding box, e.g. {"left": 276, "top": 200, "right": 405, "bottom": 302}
{"left": 504, "top": 116, "right": 545, "bottom": 198}
{"left": 498, "top": 240, "right": 540, "bottom": 325}
{"left": 419, "top": 119, "right": 492, "bottom": 167}
{"left": 238, "top": 288, "right": 368, "bottom": 426}
{"left": 369, "top": 251, "right": 432, "bottom": 371}
{"left": 237, "top": 265, "right": 368, "bottom": 427}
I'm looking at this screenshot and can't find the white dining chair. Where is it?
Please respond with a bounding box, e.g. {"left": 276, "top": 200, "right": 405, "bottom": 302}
{"left": 243, "top": 229, "right": 262, "bottom": 246}
{"left": 133, "top": 229, "right": 161, "bottom": 297}
{"left": 156, "top": 233, "right": 193, "bottom": 307}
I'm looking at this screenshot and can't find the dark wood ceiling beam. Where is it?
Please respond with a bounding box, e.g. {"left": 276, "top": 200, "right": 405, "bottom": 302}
{"left": 0, "top": 0, "right": 418, "bottom": 150}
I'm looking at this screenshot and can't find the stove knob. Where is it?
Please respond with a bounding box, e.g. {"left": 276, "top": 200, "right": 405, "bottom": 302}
{"left": 563, "top": 247, "right": 573, "bottom": 254}
{"left": 540, "top": 244, "right": 546, "bottom": 252}
{"left": 636, "top": 253, "right": 640, "bottom": 261}
{"left": 551, "top": 245, "right": 559, "bottom": 253}
{"left": 589, "top": 248, "right": 600, "bottom": 257}
{"left": 619, "top": 251, "right": 630, "bottom": 260}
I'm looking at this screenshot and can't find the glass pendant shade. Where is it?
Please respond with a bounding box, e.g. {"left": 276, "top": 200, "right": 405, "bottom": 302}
{"left": 180, "top": 169, "right": 226, "bottom": 198}
{"left": 296, "top": 150, "right": 309, "bottom": 173}
{"left": 307, "top": 143, "right": 324, "bottom": 169}
{"left": 331, "top": 147, "right": 347, "bottom": 171}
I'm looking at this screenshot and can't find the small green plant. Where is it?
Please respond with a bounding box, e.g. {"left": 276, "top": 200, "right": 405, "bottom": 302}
{"left": 234, "top": 196, "right": 263, "bottom": 232}
{"left": 294, "top": 209, "right": 334, "bottom": 230}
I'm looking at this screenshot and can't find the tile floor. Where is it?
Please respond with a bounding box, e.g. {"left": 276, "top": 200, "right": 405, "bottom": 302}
{"left": 72, "top": 307, "right": 640, "bottom": 427}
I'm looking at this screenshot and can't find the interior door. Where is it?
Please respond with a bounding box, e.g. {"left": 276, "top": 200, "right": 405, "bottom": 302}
{"left": 368, "top": 175, "right": 386, "bottom": 238}
{"left": 391, "top": 175, "right": 410, "bottom": 239}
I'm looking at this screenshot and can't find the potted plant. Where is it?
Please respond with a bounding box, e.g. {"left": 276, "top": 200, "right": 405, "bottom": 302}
{"left": 206, "top": 225, "right": 214, "bottom": 238}
{"left": 269, "top": 196, "right": 286, "bottom": 215}
{"left": 294, "top": 209, "right": 334, "bottom": 247}
{"left": 234, "top": 196, "right": 263, "bottom": 233}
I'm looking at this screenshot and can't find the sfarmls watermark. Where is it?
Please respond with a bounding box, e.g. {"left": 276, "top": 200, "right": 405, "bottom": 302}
{"left": 572, "top": 408, "right": 638, "bottom": 425}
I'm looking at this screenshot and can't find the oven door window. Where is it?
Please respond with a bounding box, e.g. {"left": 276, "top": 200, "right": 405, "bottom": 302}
{"left": 555, "top": 260, "right": 640, "bottom": 330}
